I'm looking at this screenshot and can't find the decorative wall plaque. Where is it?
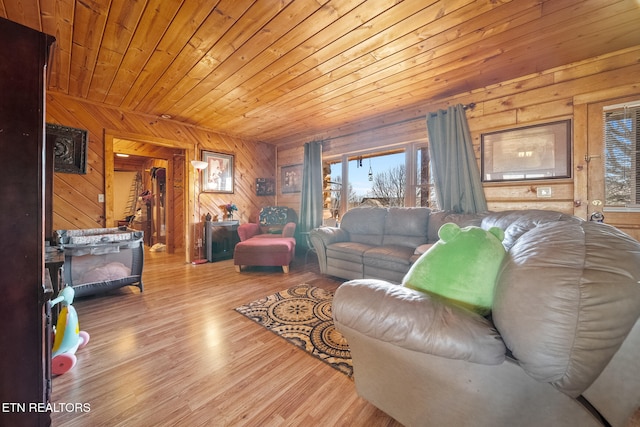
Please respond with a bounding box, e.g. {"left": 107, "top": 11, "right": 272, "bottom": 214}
{"left": 46, "top": 123, "right": 88, "bottom": 174}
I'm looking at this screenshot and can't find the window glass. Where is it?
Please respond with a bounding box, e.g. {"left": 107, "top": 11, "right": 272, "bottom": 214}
{"left": 323, "top": 146, "right": 434, "bottom": 219}
{"left": 604, "top": 103, "right": 640, "bottom": 207}
{"left": 323, "top": 161, "right": 342, "bottom": 223}
{"left": 348, "top": 151, "right": 405, "bottom": 208}
{"left": 415, "top": 146, "right": 436, "bottom": 208}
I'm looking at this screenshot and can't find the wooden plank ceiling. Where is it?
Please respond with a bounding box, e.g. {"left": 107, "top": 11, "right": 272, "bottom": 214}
{"left": 1, "top": 0, "right": 639, "bottom": 145}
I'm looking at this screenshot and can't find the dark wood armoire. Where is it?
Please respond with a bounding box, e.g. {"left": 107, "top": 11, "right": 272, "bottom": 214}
{"left": 0, "top": 17, "right": 55, "bottom": 427}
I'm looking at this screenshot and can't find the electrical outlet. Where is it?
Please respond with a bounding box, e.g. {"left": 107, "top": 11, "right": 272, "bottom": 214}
{"left": 197, "top": 238, "right": 202, "bottom": 247}
{"left": 536, "top": 187, "right": 552, "bottom": 198}
{"left": 98, "top": 194, "right": 105, "bottom": 203}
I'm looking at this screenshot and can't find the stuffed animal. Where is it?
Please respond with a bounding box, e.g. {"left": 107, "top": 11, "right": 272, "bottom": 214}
{"left": 402, "top": 223, "right": 506, "bottom": 315}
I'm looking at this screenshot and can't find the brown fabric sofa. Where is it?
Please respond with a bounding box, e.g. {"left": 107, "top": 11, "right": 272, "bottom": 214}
{"left": 309, "top": 206, "right": 482, "bottom": 283}
{"left": 333, "top": 210, "right": 640, "bottom": 426}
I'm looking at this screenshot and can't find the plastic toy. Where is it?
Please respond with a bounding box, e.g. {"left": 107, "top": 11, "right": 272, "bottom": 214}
{"left": 50, "top": 286, "right": 90, "bottom": 375}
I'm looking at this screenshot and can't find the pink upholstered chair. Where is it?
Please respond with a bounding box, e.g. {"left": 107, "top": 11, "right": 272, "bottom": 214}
{"left": 234, "top": 222, "right": 297, "bottom": 273}
{"left": 237, "top": 221, "right": 296, "bottom": 241}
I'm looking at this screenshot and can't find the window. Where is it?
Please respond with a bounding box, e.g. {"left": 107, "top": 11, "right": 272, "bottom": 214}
{"left": 323, "top": 144, "right": 434, "bottom": 222}
{"left": 604, "top": 102, "right": 640, "bottom": 208}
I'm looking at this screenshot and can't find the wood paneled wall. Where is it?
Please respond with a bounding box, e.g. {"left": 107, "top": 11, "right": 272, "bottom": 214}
{"left": 46, "top": 45, "right": 640, "bottom": 249}
{"left": 276, "top": 46, "right": 640, "bottom": 227}
{"left": 46, "top": 93, "right": 276, "bottom": 259}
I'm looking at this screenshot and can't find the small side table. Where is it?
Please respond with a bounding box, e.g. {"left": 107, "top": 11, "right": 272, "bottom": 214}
{"left": 205, "top": 220, "right": 240, "bottom": 262}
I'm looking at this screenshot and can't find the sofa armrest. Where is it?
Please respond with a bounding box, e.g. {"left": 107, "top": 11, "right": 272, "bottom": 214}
{"left": 309, "top": 227, "right": 349, "bottom": 274}
{"left": 333, "top": 279, "right": 506, "bottom": 365}
{"left": 281, "top": 222, "right": 296, "bottom": 238}
{"left": 310, "top": 226, "right": 349, "bottom": 245}
{"left": 237, "top": 223, "right": 260, "bottom": 241}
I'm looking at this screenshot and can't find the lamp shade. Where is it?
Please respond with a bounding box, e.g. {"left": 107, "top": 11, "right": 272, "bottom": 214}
{"left": 191, "top": 160, "right": 208, "bottom": 170}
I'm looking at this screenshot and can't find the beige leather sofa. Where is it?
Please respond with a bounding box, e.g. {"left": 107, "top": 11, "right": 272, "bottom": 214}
{"left": 310, "top": 207, "right": 481, "bottom": 283}
{"left": 333, "top": 210, "right": 640, "bottom": 427}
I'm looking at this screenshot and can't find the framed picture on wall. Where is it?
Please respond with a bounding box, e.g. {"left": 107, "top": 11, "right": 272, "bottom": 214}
{"left": 202, "top": 150, "right": 234, "bottom": 193}
{"left": 281, "top": 164, "right": 302, "bottom": 193}
{"left": 481, "top": 120, "right": 571, "bottom": 182}
{"left": 256, "top": 178, "right": 275, "bottom": 196}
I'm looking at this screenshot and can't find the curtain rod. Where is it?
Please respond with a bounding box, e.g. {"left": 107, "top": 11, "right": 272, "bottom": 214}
{"left": 322, "top": 102, "right": 475, "bottom": 143}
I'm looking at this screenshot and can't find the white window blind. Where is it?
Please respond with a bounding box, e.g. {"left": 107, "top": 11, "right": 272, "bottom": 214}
{"left": 604, "top": 102, "right": 640, "bottom": 207}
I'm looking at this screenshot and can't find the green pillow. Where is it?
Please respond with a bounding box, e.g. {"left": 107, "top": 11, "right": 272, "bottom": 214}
{"left": 402, "top": 223, "right": 506, "bottom": 316}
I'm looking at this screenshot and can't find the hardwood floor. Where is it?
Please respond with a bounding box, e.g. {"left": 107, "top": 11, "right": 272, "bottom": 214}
{"left": 51, "top": 249, "right": 401, "bottom": 427}
{"left": 50, "top": 249, "right": 640, "bottom": 427}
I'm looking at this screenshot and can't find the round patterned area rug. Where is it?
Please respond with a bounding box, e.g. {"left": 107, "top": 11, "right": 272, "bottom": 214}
{"left": 235, "top": 284, "right": 352, "bottom": 377}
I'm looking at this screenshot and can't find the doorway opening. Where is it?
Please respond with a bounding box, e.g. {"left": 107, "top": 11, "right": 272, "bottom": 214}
{"left": 105, "top": 132, "right": 190, "bottom": 256}
{"left": 114, "top": 159, "right": 168, "bottom": 248}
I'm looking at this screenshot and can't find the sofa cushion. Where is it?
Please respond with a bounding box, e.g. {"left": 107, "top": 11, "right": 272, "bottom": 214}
{"left": 403, "top": 223, "right": 506, "bottom": 315}
{"left": 382, "top": 207, "right": 430, "bottom": 247}
{"left": 493, "top": 221, "right": 640, "bottom": 397}
{"left": 363, "top": 245, "right": 415, "bottom": 270}
{"left": 327, "top": 241, "right": 374, "bottom": 264}
{"left": 339, "top": 207, "right": 387, "bottom": 246}
{"left": 234, "top": 237, "right": 295, "bottom": 254}
{"left": 364, "top": 245, "right": 416, "bottom": 284}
